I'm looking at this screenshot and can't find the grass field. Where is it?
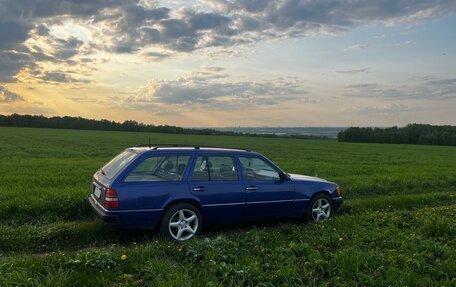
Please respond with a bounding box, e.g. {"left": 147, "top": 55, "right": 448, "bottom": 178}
{"left": 0, "top": 126, "right": 455, "bottom": 286}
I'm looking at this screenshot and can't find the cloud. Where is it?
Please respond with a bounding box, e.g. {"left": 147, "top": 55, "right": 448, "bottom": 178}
{"left": 336, "top": 68, "right": 369, "bottom": 74}
{"left": 350, "top": 103, "right": 412, "bottom": 116}
{"left": 373, "top": 34, "right": 387, "bottom": 39}
{"left": 19, "top": 68, "right": 93, "bottom": 84}
{"left": 0, "top": 86, "right": 24, "bottom": 102}
{"left": 1, "top": 0, "right": 455, "bottom": 84}
{"left": 101, "top": 8, "right": 235, "bottom": 53}
{"left": 0, "top": 0, "right": 125, "bottom": 20}
{"left": 345, "top": 77, "right": 456, "bottom": 100}
{"left": 0, "top": 105, "right": 55, "bottom": 115}
{"left": 0, "top": 51, "right": 36, "bottom": 83}
{"left": 35, "top": 23, "right": 50, "bottom": 36}
{"left": 0, "top": 0, "right": 125, "bottom": 53}
{"left": 0, "top": 0, "right": 124, "bottom": 84}
{"left": 395, "top": 40, "right": 416, "bottom": 47}
{"left": 0, "top": 30, "right": 99, "bottom": 84}
{"left": 426, "top": 78, "right": 456, "bottom": 86}
{"left": 112, "top": 67, "right": 311, "bottom": 112}
{"left": 345, "top": 44, "right": 369, "bottom": 51}
{"left": 0, "top": 19, "right": 32, "bottom": 50}
{"left": 65, "top": 96, "right": 98, "bottom": 103}
{"left": 4, "top": 1, "right": 455, "bottom": 54}
{"left": 140, "top": 51, "right": 173, "bottom": 61}
{"left": 37, "top": 71, "right": 92, "bottom": 84}
{"left": 53, "top": 36, "right": 85, "bottom": 60}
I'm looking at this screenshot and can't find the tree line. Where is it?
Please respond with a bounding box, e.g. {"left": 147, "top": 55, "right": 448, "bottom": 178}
{"left": 338, "top": 124, "right": 456, "bottom": 146}
{"left": 0, "top": 113, "right": 329, "bottom": 140}
{"left": 0, "top": 113, "right": 240, "bottom": 136}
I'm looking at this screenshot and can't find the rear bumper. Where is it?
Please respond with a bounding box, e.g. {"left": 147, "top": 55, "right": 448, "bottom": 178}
{"left": 88, "top": 195, "right": 119, "bottom": 224}
{"left": 88, "top": 194, "right": 163, "bottom": 229}
{"left": 332, "top": 196, "right": 344, "bottom": 210}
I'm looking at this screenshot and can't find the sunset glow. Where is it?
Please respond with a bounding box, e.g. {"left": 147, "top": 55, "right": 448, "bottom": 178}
{"left": 1, "top": 0, "right": 455, "bottom": 127}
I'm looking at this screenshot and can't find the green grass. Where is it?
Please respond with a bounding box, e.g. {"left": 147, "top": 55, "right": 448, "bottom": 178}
{"left": 0, "top": 126, "right": 455, "bottom": 286}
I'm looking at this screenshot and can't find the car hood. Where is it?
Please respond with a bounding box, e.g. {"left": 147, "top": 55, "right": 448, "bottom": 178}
{"left": 288, "top": 173, "right": 328, "bottom": 183}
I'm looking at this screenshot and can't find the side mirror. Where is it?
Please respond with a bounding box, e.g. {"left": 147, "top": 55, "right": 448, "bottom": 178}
{"left": 280, "top": 172, "right": 289, "bottom": 181}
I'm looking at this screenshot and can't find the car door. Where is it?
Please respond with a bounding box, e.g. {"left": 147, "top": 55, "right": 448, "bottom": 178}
{"left": 238, "top": 156, "right": 295, "bottom": 219}
{"left": 188, "top": 155, "right": 245, "bottom": 225}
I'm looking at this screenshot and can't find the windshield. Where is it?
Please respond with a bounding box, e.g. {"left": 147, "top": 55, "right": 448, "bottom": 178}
{"left": 101, "top": 150, "right": 137, "bottom": 179}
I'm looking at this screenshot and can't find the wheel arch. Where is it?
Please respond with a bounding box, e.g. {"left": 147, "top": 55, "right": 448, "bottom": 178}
{"left": 313, "top": 190, "right": 332, "bottom": 199}
{"left": 159, "top": 198, "right": 205, "bottom": 225}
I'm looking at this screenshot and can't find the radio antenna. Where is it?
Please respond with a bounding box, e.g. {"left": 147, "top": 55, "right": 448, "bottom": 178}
{"left": 148, "top": 136, "right": 151, "bottom": 149}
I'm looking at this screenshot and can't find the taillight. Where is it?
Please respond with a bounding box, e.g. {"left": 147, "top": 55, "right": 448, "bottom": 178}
{"left": 335, "top": 186, "right": 341, "bottom": 196}
{"left": 105, "top": 188, "right": 119, "bottom": 208}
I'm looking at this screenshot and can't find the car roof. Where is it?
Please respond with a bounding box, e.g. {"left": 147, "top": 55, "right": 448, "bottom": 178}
{"left": 127, "top": 145, "right": 255, "bottom": 155}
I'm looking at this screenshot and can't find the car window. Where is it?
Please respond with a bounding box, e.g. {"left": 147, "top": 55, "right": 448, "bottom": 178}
{"left": 102, "top": 150, "right": 137, "bottom": 179}
{"left": 191, "top": 156, "right": 238, "bottom": 181}
{"left": 239, "top": 157, "right": 280, "bottom": 181}
{"left": 191, "top": 156, "right": 210, "bottom": 181}
{"left": 125, "top": 155, "right": 190, "bottom": 182}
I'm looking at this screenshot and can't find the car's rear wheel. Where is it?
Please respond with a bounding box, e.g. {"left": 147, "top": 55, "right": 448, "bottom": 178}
{"left": 306, "top": 194, "right": 332, "bottom": 223}
{"left": 159, "top": 203, "right": 202, "bottom": 241}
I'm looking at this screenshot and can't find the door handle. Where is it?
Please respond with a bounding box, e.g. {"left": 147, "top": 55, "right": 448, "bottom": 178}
{"left": 193, "top": 186, "right": 207, "bottom": 192}
{"left": 246, "top": 185, "right": 257, "bottom": 191}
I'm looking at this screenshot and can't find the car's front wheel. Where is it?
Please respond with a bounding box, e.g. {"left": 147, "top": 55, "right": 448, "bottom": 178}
{"left": 306, "top": 194, "right": 333, "bottom": 223}
{"left": 159, "top": 203, "right": 202, "bottom": 241}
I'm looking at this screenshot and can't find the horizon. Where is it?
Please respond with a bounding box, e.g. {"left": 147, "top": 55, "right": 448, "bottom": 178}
{"left": 1, "top": 1, "right": 455, "bottom": 127}
{"left": 2, "top": 113, "right": 449, "bottom": 130}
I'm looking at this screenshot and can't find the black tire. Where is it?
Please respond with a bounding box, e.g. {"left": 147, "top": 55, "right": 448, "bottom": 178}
{"left": 305, "top": 193, "right": 333, "bottom": 223}
{"left": 159, "top": 203, "right": 203, "bottom": 241}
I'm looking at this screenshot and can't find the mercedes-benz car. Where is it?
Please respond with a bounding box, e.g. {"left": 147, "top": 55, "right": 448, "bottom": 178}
{"left": 88, "top": 145, "right": 343, "bottom": 241}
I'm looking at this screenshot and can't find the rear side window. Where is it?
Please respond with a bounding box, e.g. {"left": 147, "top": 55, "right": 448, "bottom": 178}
{"left": 239, "top": 157, "right": 280, "bottom": 181}
{"left": 191, "top": 156, "right": 238, "bottom": 181}
{"left": 125, "top": 155, "right": 191, "bottom": 182}
{"left": 102, "top": 150, "right": 137, "bottom": 179}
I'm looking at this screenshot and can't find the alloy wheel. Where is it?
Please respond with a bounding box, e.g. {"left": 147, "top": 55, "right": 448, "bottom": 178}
{"left": 168, "top": 209, "right": 199, "bottom": 241}
{"left": 311, "top": 198, "right": 331, "bottom": 222}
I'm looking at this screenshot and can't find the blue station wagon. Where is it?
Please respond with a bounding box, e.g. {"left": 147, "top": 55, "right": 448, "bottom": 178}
{"left": 88, "top": 145, "right": 343, "bottom": 240}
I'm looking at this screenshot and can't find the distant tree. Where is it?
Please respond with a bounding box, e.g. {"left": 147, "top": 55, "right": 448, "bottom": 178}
{"left": 0, "top": 113, "right": 239, "bottom": 136}
{"left": 0, "top": 113, "right": 330, "bottom": 140}
{"left": 338, "top": 124, "right": 456, "bottom": 146}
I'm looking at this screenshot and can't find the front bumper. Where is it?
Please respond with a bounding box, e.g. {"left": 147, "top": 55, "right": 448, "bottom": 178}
{"left": 332, "top": 196, "right": 344, "bottom": 210}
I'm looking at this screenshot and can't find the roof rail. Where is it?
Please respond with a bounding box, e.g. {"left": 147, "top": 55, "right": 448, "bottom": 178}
{"left": 134, "top": 143, "right": 250, "bottom": 152}
{"left": 135, "top": 143, "right": 186, "bottom": 148}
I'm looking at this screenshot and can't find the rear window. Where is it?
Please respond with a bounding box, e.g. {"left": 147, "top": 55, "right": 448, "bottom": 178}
{"left": 101, "top": 150, "right": 137, "bottom": 179}
{"left": 125, "top": 155, "right": 191, "bottom": 182}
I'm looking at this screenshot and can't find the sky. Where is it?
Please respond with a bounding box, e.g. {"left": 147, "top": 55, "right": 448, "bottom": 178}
{"left": 0, "top": 0, "right": 455, "bottom": 127}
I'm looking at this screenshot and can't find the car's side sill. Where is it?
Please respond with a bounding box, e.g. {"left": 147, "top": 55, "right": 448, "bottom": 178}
{"left": 247, "top": 199, "right": 294, "bottom": 204}
{"left": 202, "top": 202, "right": 245, "bottom": 207}
{"left": 202, "top": 198, "right": 310, "bottom": 207}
